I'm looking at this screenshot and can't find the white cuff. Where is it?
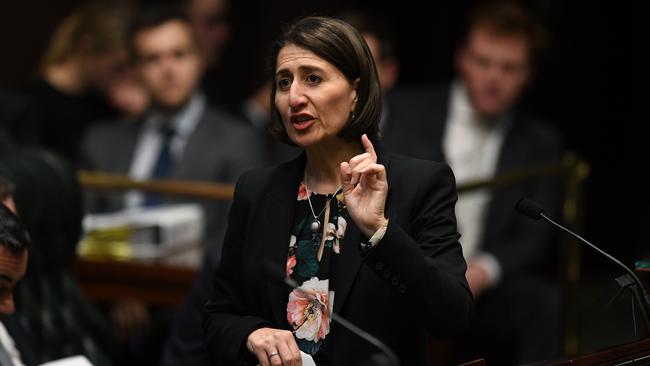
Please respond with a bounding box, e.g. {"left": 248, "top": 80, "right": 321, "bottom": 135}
{"left": 368, "top": 219, "right": 389, "bottom": 247}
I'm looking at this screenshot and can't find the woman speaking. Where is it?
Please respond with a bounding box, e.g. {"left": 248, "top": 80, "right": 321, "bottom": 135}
{"left": 203, "top": 16, "right": 473, "bottom": 366}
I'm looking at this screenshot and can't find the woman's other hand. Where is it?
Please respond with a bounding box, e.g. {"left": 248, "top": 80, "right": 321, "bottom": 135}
{"left": 246, "top": 327, "right": 302, "bottom": 366}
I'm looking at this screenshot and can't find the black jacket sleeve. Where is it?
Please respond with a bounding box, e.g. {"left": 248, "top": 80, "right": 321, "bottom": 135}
{"left": 202, "top": 172, "right": 271, "bottom": 365}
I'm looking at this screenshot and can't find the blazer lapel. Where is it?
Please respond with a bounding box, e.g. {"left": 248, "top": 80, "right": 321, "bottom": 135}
{"left": 263, "top": 154, "right": 306, "bottom": 326}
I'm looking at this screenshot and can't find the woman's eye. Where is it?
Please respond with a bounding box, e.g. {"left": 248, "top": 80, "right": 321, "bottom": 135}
{"left": 306, "top": 74, "right": 321, "bottom": 84}
{"left": 277, "top": 78, "right": 291, "bottom": 90}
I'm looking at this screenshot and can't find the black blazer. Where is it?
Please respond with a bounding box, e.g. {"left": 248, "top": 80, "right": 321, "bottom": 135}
{"left": 382, "top": 83, "right": 565, "bottom": 279}
{"left": 203, "top": 150, "right": 473, "bottom": 366}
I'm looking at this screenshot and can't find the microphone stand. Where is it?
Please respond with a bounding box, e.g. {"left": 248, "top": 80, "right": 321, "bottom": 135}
{"left": 540, "top": 212, "right": 650, "bottom": 336}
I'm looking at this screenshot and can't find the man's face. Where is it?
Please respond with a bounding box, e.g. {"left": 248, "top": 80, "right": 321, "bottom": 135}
{"left": 363, "top": 33, "right": 398, "bottom": 94}
{"left": 0, "top": 246, "right": 27, "bottom": 315}
{"left": 134, "top": 20, "right": 204, "bottom": 112}
{"left": 81, "top": 49, "right": 128, "bottom": 92}
{"left": 187, "top": 0, "right": 230, "bottom": 67}
{"left": 457, "top": 27, "right": 531, "bottom": 119}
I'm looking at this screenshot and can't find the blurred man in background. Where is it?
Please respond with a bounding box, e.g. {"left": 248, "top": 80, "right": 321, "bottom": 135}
{"left": 186, "top": 0, "right": 232, "bottom": 107}
{"left": 382, "top": 2, "right": 565, "bottom": 364}
{"left": 81, "top": 6, "right": 261, "bottom": 364}
{"left": 82, "top": 4, "right": 261, "bottom": 244}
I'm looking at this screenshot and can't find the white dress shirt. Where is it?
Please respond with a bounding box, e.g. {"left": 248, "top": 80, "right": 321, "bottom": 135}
{"left": 443, "top": 80, "right": 511, "bottom": 285}
{"left": 125, "top": 93, "right": 206, "bottom": 208}
{"left": 0, "top": 321, "right": 25, "bottom": 366}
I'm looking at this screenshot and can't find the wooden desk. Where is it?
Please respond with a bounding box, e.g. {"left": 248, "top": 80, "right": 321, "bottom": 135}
{"left": 74, "top": 257, "right": 198, "bottom": 307}
{"left": 526, "top": 338, "right": 650, "bottom": 366}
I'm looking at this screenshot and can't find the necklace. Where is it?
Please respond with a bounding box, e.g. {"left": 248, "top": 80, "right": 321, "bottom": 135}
{"left": 304, "top": 174, "right": 342, "bottom": 233}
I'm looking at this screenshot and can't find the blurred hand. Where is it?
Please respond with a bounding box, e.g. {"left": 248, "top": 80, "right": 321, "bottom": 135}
{"left": 246, "top": 327, "right": 302, "bottom": 366}
{"left": 111, "top": 299, "right": 150, "bottom": 341}
{"left": 340, "top": 134, "right": 388, "bottom": 238}
{"left": 106, "top": 71, "right": 150, "bottom": 118}
{"left": 465, "top": 262, "right": 491, "bottom": 299}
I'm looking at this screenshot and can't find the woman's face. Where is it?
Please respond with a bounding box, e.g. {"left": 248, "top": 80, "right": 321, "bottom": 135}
{"left": 274, "top": 44, "right": 358, "bottom": 148}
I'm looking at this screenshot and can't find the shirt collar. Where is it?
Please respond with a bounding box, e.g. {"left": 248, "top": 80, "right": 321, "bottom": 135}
{"left": 146, "top": 92, "right": 206, "bottom": 137}
{"left": 449, "top": 79, "right": 512, "bottom": 129}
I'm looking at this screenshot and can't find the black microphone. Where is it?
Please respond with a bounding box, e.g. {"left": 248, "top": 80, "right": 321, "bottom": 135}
{"left": 262, "top": 262, "right": 400, "bottom": 366}
{"left": 514, "top": 197, "right": 544, "bottom": 220}
{"left": 515, "top": 197, "right": 650, "bottom": 332}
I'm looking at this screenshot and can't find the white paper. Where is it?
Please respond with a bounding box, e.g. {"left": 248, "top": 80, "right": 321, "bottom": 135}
{"left": 300, "top": 351, "right": 317, "bottom": 366}
{"left": 40, "top": 355, "right": 93, "bottom": 366}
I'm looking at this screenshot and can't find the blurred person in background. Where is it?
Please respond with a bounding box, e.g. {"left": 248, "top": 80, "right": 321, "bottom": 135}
{"left": 105, "top": 66, "right": 151, "bottom": 121}
{"left": 186, "top": 0, "right": 232, "bottom": 107}
{"left": 27, "top": 1, "right": 131, "bottom": 166}
{"left": 338, "top": 10, "right": 400, "bottom": 134}
{"left": 382, "top": 1, "right": 565, "bottom": 364}
{"left": 338, "top": 10, "right": 399, "bottom": 96}
{"left": 0, "top": 89, "right": 32, "bottom": 156}
{"left": 81, "top": 6, "right": 262, "bottom": 364}
{"left": 0, "top": 193, "right": 36, "bottom": 366}
{"left": 82, "top": 4, "right": 261, "bottom": 244}
{"left": 187, "top": 0, "right": 231, "bottom": 70}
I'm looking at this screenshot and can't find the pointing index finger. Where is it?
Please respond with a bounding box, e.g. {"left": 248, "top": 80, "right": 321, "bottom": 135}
{"left": 361, "top": 134, "right": 377, "bottom": 161}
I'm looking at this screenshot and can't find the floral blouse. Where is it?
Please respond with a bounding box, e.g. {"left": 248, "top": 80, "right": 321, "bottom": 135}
{"left": 285, "top": 180, "right": 348, "bottom": 356}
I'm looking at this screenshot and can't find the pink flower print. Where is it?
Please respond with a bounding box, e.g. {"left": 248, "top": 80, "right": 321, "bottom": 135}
{"left": 286, "top": 255, "right": 297, "bottom": 277}
{"left": 297, "top": 181, "right": 309, "bottom": 201}
{"left": 287, "top": 277, "right": 334, "bottom": 342}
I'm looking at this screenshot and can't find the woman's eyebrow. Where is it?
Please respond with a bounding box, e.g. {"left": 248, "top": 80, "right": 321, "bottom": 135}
{"left": 276, "top": 64, "right": 325, "bottom": 77}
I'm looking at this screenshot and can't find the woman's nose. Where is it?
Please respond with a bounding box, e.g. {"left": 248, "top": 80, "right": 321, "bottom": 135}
{"left": 288, "top": 83, "right": 307, "bottom": 109}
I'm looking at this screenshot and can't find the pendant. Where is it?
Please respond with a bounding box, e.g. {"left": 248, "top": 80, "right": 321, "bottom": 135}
{"left": 310, "top": 219, "right": 321, "bottom": 232}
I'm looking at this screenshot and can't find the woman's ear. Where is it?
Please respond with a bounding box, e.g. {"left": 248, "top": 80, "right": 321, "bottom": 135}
{"left": 351, "top": 78, "right": 360, "bottom": 111}
{"left": 353, "top": 78, "right": 360, "bottom": 93}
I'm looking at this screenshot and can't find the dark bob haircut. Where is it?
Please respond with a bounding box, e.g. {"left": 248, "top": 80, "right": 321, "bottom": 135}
{"left": 269, "top": 16, "right": 382, "bottom": 145}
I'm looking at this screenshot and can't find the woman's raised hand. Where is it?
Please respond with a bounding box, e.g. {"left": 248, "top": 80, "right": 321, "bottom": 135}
{"left": 340, "top": 134, "right": 389, "bottom": 238}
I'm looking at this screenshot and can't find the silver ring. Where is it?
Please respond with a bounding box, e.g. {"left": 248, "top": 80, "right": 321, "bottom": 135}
{"left": 268, "top": 351, "right": 279, "bottom": 358}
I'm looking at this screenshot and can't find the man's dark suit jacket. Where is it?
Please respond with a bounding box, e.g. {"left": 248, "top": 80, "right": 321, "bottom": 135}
{"left": 81, "top": 105, "right": 263, "bottom": 246}
{"left": 203, "top": 150, "right": 474, "bottom": 366}
{"left": 382, "top": 84, "right": 565, "bottom": 279}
